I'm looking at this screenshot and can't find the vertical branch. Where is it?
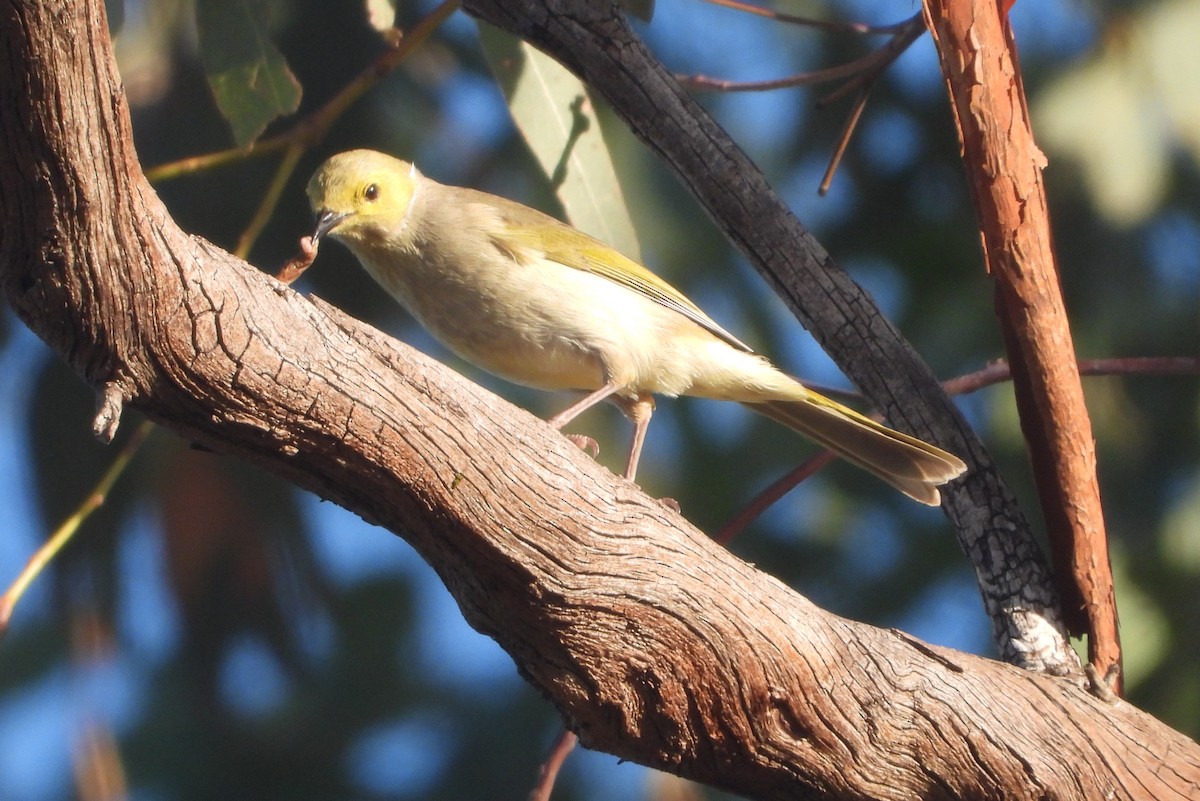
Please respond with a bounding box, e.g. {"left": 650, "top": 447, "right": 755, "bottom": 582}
{"left": 921, "top": 0, "right": 1120, "bottom": 683}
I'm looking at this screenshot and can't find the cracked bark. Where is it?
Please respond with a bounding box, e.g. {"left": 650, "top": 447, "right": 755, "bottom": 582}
{"left": 2, "top": 1, "right": 1198, "bottom": 799}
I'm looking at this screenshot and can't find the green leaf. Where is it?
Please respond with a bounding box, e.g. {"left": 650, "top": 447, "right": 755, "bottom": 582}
{"left": 195, "top": 0, "right": 302, "bottom": 148}
{"left": 478, "top": 23, "right": 643, "bottom": 262}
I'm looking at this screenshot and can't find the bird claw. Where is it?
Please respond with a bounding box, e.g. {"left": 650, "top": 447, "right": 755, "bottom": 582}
{"left": 565, "top": 434, "right": 600, "bottom": 458}
{"left": 658, "top": 497, "right": 681, "bottom": 513}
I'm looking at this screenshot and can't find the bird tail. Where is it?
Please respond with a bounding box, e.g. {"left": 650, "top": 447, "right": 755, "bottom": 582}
{"left": 743, "top": 395, "right": 967, "bottom": 506}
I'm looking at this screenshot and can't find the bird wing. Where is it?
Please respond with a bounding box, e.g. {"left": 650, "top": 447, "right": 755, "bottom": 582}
{"left": 481, "top": 192, "right": 754, "bottom": 354}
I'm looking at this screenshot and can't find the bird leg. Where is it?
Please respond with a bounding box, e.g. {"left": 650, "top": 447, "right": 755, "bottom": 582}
{"left": 547, "top": 382, "right": 622, "bottom": 429}
{"left": 549, "top": 383, "right": 623, "bottom": 460}
{"left": 610, "top": 394, "right": 678, "bottom": 509}
{"left": 549, "top": 385, "right": 656, "bottom": 483}
{"left": 610, "top": 393, "right": 655, "bottom": 481}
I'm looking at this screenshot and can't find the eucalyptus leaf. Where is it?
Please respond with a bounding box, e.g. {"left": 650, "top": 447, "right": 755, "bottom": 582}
{"left": 195, "top": 0, "right": 302, "bottom": 148}
{"left": 478, "top": 23, "right": 642, "bottom": 262}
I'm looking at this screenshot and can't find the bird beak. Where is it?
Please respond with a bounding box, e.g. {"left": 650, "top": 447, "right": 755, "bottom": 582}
{"left": 312, "top": 209, "right": 350, "bottom": 244}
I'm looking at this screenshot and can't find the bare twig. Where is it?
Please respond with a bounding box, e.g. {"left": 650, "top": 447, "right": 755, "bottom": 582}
{"left": 0, "top": 420, "right": 154, "bottom": 637}
{"left": 701, "top": 0, "right": 909, "bottom": 35}
{"left": 527, "top": 730, "right": 577, "bottom": 801}
{"left": 677, "top": 14, "right": 923, "bottom": 94}
{"left": 819, "top": 85, "right": 868, "bottom": 196}
{"left": 944, "top": 356, "right": 1200, "bottom": 396}
{"left": 715, "top": 450, "right": 836, "bottom": 545}
{"left": 815, "top": 16, "right": 925, "bottom": 106}
{"left": 679, "top": 59, "right": 884, "bottom": 92}
{"left": 677, "top": 13, "right": 924, "bottom": 192}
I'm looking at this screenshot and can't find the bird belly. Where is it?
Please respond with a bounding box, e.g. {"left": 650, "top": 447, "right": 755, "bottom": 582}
{"left": 359, "top": 244, "right": 759, "bottom": 399}
{"left": 442, "top": 265, "right": 644, "bottom": 392}
{"left": 450, "top": 329, "right": 609, "bottom": 391}
{"left": 362, "top": 251, "right": 624, "bottom": 392}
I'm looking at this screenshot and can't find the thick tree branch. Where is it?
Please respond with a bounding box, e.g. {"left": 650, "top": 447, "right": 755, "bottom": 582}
{"left": 459, "top": 0, "right": 1077, "bottom": 674}
{"left": 3, "top": 1, "right": 1198, "bottom": 799}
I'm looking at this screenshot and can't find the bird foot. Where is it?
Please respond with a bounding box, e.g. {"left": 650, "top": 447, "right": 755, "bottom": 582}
{"left": 564, "top": 434, "right": 600, "bottom": 458}
{"left": 658, "top": 497, "right": 681, "bottom": 513}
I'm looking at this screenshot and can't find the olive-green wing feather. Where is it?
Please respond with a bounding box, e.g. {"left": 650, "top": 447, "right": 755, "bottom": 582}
{"left": 477, "top": 190, "right": 753, "bottom": 353}
{"left": 571, "top": 241, "right": 754, "bottom": 353}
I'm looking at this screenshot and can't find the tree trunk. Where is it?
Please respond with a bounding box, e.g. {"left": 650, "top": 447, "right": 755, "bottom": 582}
{"left": 0, "top": 1, "right": 1197, "bottom": 799}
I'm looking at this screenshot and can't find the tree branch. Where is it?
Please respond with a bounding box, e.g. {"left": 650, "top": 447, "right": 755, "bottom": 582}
{"left": 2, "top": 0, "right": 1197, "bottom": 799}
{"left": 921, "top": 0, "right": 1119, "bottom": 682}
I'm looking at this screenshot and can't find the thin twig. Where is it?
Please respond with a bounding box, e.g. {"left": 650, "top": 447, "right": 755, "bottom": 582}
{"left": 803, "top": 356, "right": 1200, "bottom": 405}
{"left": 0, "top": 419, "right": 155, "bottom": 636}
{"left": 701, "top": 0, "right": 909, "bottom": 35}
{"left": 815, "top": 15, "right": 924, "bottom": 107}
{"left": 819, "top": 85, "right": 869, "bottom": 196}
{"left": 715, "top": 451, "right": 837, "bottom": 545}
{"left": 815, "top": 13, "right": 914, "bottom": 191}
{"left": 527, "top": 729, "right": 577, "bottom": 801}
{"left": 679, "top": 46, "right": 894, "bottom": 92}
{"left": 677, "top": 12, "right": 925, "bottom": 193}
{"left": 677, "top": 13, "right": 923, "bottom": 94}
{"left": 944, "top": 356, "right": 1200, "bottom": 396}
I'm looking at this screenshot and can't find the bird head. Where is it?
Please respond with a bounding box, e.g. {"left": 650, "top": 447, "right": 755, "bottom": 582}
{"left": 306, "top": 149, "right": 419, "bottom": 247}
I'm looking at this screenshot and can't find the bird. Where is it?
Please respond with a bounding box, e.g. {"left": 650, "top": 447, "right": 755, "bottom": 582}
{"left": 305, "top": 149, "right": 966, "bottom": 504}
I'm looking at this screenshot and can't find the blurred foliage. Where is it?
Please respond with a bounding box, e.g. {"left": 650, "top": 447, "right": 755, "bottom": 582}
{"left": 2, "top": 0, "right": 1199, "bottom": 799}
{"left": 1035, "top": 0, "right": 1200, "bottom": 226}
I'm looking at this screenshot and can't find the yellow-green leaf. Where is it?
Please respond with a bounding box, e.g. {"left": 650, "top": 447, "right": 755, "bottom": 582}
{"left": 478, "top": 23, "right": 642, "bottom": 262}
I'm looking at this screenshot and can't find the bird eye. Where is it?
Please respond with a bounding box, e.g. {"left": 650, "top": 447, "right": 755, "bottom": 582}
{"left": 364, "top": 183, "right": 379, "bottom": 202}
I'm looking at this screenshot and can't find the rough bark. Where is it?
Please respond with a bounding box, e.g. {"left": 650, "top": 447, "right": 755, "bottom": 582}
{"left": 1, "top": 1, "right": 1197, "bottom": 800}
